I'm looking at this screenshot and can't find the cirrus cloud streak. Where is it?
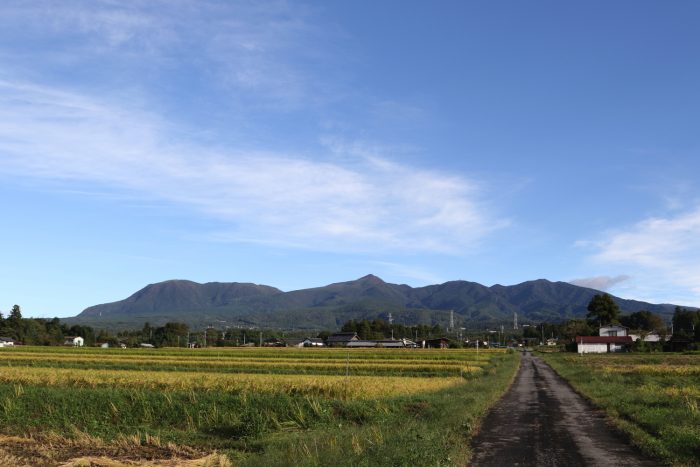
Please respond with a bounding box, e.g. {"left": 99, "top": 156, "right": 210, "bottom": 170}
{"left": 0, "top": 80, "right": 506, "bottom": 254}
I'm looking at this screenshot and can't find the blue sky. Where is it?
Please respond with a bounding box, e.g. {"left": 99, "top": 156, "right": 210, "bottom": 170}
{"left": 1, "top": 1, "right": 699, "bottom": 318}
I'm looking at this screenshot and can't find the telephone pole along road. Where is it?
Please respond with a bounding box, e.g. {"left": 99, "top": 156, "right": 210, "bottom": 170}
{"left": 469, "top": 352, "right": 658, "bottom": 466}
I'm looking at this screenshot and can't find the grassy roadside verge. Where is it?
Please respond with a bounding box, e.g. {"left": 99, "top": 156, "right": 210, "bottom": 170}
{"left": 539, "top": 352, "right": 700, "bottom": 466}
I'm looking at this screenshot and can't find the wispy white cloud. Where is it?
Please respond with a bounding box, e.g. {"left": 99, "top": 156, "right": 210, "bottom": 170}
{"left": 0, "top": 0, "right": 329, "bottom": 108}
{"left": 0, "top": 80, "right": 506, "bottom": 254}
{"left": 581, "top": 208, "right": 700, "bottom": 305}
{"left": 569, "top": 275, "right": 630, "bottom": 292}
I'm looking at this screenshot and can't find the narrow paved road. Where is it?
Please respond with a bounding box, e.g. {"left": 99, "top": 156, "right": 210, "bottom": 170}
{"left": 469, "top": 352, "right": 658, "bottom": 466}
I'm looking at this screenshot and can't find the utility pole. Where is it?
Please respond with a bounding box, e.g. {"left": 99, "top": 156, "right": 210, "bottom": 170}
{"left": 541, "top": 324, "right": 545, "bottom": 346}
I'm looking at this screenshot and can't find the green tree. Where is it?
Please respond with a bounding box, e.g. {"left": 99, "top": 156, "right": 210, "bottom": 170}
{"left": 358, "top": 320, "right": 372, "bottom": 340}
{"left": 9, "top": 304, "right": 21, "bottom": 321}
{"left": 672, "top": 307, "right": 699, "bottom": 339}
{"left": 621, "top": 310, "right": 665, "bottom": 332}
{"left": 586, "top": 294, "right": 620, "bottom": 326}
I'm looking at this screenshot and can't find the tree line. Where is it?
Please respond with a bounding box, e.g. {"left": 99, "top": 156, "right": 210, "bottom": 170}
{"left": 0, "top": 305, "right": 96, "bottom": 346}
{"left": 3, "top": 296, "right": 698, "bottom": 348}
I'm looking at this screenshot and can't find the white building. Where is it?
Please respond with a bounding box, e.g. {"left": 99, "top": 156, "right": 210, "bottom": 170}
{"left": 576, "top": 335, "right": 633, "bottom": 354}
{"left": 64, "top": 336, "right": 84, "bottom": 347}
{"left": 0, "top": 337, "right": 15, "bottom": 347}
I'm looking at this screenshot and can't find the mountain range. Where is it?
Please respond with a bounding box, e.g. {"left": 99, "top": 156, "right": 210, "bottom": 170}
{"left": 66, "top": 275, "right": 680, "bottom": 331}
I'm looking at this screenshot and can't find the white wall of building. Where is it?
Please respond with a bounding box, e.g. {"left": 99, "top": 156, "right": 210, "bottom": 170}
{"left": 578, "top": 343, "right": 608, "bottom": 354}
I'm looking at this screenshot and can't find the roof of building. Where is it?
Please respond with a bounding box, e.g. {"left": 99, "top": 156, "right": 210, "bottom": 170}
{"left": 425, "top": 337, "right": 450, "bottom": 342}
{"left": 0, "top": 337, "right": 14, "bottom": 342}
{"left": 346, "top": 340, "right": 380, "bottom": 348}
{"left": 327, "top": 332, "right": 359, "bottom": 343}
{"left": 576, "top": 336, "right": 633, "bottom": 344}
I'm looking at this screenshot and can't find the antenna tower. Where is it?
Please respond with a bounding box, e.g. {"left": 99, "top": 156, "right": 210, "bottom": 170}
{"left": 449, "top": 310, "right": 454, "bottom": 332}
{"left": 388, "top": 312, "right": 394, "bottom": 325}
{"left": 514, "top": 312, "right": 518, "bottom": 330}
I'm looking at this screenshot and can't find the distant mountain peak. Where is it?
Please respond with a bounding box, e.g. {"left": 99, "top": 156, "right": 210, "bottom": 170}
{"left": 357, "top": 274, "right": 385, "bottom": 284}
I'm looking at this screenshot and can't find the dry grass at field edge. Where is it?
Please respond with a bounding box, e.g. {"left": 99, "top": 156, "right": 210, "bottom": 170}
{"left": 0, "top": 433, "right": 230, "bottom": 467}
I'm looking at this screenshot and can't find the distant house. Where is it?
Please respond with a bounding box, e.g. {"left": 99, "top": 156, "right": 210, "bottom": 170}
{"left": 346, "top": 340, "right": 382, "bottom": 348}
{"left": 345, "top": 338, "right": 416, "bottom": 349}
{"left": 303, "top": 337, "right": 325, "bottom": 347}
{"left": 546, "top": 338, "right": 558, "bottom": 346}
{"left": 599, "top": 325, "right": 628, "bottom": 337}
{"left": 327, "top": 332, "right": 360, "bottom": 347}
{"left": 97, "top": 342, "right": 109, "bottom": 348}
{"left": 283, "top": 338, "right": 305, "bottom": 348}
{"left": 64, "top": 336, "right": 84, "bottom": 347}
{"left": 0, "top": 337, "right": 15, "bottom": 347}
{"left": 576, "top": 336, "right": 633, "bottom": 354}
{"left": 139, "top": 343, "right": 155, "bottom": 348}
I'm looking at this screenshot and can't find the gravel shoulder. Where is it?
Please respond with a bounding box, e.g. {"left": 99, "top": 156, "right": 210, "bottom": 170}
{"left": 469, "top": 351, "right": 659, "bottom": 467}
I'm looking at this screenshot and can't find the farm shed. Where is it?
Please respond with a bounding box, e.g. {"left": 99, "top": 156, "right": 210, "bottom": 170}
{"left": 576, "top": 336, "right": 633, "bottom": 354}
{"left": 666, "top": 335, "right": 692, "bottom": 352}
{"left": 424, "top": 337, "right": 450, "bottom": 349}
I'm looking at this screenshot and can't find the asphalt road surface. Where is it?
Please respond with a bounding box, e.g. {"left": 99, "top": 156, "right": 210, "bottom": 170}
{"left": 469, "top": 352, "right": 658, "bottom": 466}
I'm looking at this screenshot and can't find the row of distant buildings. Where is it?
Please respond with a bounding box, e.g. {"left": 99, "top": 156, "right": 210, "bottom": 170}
{"left": 265, "top": 332, "right": 451, "bottom": 349}
{"left": 3, "top": 327, "right": 687, "bottom": 352}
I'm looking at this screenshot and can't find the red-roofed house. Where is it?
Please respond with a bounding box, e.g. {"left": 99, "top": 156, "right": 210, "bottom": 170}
{"left": 576, "top": 336, "right": 633, "bottom": 354}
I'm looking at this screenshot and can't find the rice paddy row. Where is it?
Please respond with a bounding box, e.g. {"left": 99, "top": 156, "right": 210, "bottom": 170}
{"left": 0, "top": 366, "right": 464, "bottom": 398}
{"left": 0, "top": 346, "right": 518, "bottom": 465}
{"left": 0, "top": 347, "right": 496, "bottom": 377}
